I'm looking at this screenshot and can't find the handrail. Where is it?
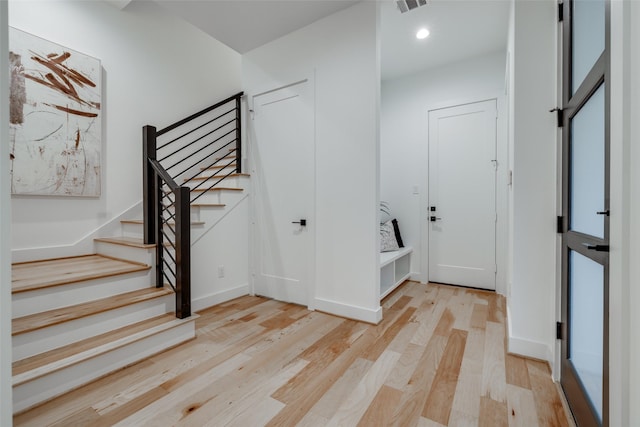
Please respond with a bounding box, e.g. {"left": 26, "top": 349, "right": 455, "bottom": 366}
{"left": 142, "top": 91, "right": 243, "bottom": 320}
{"left": 157, "top": 92, "right": 243, "bottom": 137}
{"left": 149, "top": 159, "right": 179, "bottom": 189}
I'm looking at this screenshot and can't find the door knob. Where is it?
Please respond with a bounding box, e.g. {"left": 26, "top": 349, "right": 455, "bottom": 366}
{"left": 430, "top": 216, "right": 442, "bottom": 222}
{"left": 292, "top": 219, "right": 307, "bottom": 226}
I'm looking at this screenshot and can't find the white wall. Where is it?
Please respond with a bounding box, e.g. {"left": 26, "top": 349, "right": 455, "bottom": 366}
{"left": 628, "top": 2, "right": 640, "bottom": 421}
{"left": 629, "top": 3, "right": 640, "bottom": 423}
{"left": 9, "top": 0, "right": 242, "bottom": 258}
{"left": 380, "top": 51, "right": 508, "bottom": 294}
{"left": 191, "top": 196, "right": 249, "bottom": 312}
{"left": 243, "top": 1, "right": 381, "bottom": 323}
{"left": 508, "top": 0, "right": 557, "bottom": 364}
{"left": 1, "top": 1, "right": 13, "bottom": 424}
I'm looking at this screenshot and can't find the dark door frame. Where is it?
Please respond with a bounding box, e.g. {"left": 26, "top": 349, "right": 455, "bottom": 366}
{"left": 560, "top": 1, "right": 610, "bottom": 426}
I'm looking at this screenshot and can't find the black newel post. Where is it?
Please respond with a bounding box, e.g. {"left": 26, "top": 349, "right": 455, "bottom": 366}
{"left": 174, "top": 186, "right": 191, "bottom": 318}
{"left": 142, "top": 125, "right": 157, "bottom": 245}
{"left": 235, "top": 95, "right": 242, "bottom": 173}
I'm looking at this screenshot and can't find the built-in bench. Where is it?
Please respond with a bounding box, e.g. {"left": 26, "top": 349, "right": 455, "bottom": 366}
{"left": 380, "top": 246, "right": 413, "bottom": 299}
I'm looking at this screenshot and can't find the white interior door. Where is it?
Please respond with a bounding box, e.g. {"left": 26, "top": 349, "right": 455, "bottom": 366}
{"left": 251, "top": 79, "right": 313, "bottom": 306}
{"left": 428, "top": 99, "right": 497, "bottom": 290}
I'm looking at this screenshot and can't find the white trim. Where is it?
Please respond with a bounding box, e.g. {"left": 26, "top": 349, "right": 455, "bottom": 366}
{"left": 192, "top": 283, "right": 250, "bottom": 313}
{"left": 420, "top": 93, "right": 508, "bottom": 295}
{"left": 314, "top": 297, "right": 383, "bottom": 325}
{"left": 508, "top": 335, "right": 554, "bottom": 365}
{"left": 0, "top": 1, "right": 12, "bottom": 422}
{"left": 609, "top": 2, "right": 632, "bottom": 425}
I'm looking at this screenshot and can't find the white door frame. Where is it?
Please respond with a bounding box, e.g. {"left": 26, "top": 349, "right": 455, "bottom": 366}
{"left": 246, "top": 74, "right": 316, "bottom": 309}
{"left": 419, "top": 94, "right": 508, "bottom": 296}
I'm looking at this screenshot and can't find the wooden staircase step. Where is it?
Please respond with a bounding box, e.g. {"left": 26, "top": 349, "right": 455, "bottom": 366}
{"left": 93, "top": 236, "right": 156, "bottom": 249}
{"left": 187, "top": 173, "right": 250, "bottom": 182}
{"left": 12, "top": 313, "right": 188, "bottom": 382}
{"left": 12, "top": 255, "right": 151, "bottom": 294}
{"left": 191, "top": 187, "right": 243, "bottom": 193}
{"left": 12, "top": 313, "right": 198, "bottom": 414}
{"left": 12, "top": 287, "right": 173, "bottom": 336}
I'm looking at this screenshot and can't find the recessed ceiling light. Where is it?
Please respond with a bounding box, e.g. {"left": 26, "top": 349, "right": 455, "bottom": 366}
{"left": 416, "top": 28, "right": 430, "bottom": 40}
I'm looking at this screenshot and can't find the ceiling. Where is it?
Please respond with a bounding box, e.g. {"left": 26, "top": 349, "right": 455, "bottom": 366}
{"left": 381, "top": 0, "right": 510, "bottom": 80}
{"left": 154, "top": 0, "right": 359, "bottom": 54}
{"left": 147, "top": 0, "right": 510, "bottom": 81}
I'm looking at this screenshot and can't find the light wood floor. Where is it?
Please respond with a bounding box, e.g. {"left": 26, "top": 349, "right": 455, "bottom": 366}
{"left": 14, "top": 281, "right": 574, "bottom": 427}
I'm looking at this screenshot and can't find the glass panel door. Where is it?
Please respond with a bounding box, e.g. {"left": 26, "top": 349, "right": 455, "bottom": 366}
{"left": 561, "top": 0, "right": 609, "bottom": 426}
{"left": 569, "top": 250, "right": 604, "bottom": 422}
{"left": 570, "top": 84, "right": 605, "bottom": 238}
{"left": 572, "top": 0, "right": 605, "bottom": 94}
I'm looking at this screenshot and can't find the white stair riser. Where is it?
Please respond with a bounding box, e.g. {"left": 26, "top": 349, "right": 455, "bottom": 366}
{"left": 120, "top": 221, "right": 207, "bottom": 239}
{"left": 94, "top": 241, "right": 155, "bottom": 267}
{"left": 12, "top": 271, "right": 152, "bottom": 318}
{"left": 121, "top": 222, "right": 144, "bottom": 239}
{"left": 192, "top": 188, "right": 246, "bottom": 206}
{"left": 191, "top": 176, "right": 247, "bottom": 188}
{"left": 13, "top": 319, "right": 195, "bottom": 414}
{"left": 13, "top": 294, "right": 174, "bottom": 361}
{"left": 195, "top": 166, "right": 238, "bottom": 179}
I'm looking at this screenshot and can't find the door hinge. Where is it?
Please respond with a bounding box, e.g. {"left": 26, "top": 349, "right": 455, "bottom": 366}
{"left": 550, "top": 108, "right": 563, "bottom": 127}
{"left": 558, "top": 2, "right": 564, "bottom": 22}
{"left": 556, "top": 321, "right": 563, "bottom": 340}
{"left": 557, "top": 216, "right": 564, "bottom": 233}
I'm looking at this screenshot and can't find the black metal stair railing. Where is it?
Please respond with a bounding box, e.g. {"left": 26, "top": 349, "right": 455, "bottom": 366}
{"left": 143, "top": 91, "right": 243, "bottom": 319}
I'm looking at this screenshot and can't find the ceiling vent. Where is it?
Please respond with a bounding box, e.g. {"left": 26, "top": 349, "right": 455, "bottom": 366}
{"left": 396, "top": 0, "right": 428, "bottom": 14}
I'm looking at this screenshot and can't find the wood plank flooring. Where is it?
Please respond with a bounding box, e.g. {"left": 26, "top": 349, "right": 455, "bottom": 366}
{"left": 13, "top": 281, "right": 574, "bottom": 427}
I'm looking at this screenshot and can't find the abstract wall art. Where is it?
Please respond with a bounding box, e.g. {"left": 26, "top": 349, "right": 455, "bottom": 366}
{"left": 9, "top": 27, "right": 102, "bottom": 196}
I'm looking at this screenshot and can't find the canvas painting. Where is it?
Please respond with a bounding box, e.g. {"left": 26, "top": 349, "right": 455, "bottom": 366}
{"left": 9, "top": 27, "right": 102, "bottom": 196}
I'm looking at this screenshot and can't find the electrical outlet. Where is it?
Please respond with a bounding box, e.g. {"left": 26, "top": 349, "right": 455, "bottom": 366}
{"left": 218, "top": 265, "right": 225, "bottom": 278}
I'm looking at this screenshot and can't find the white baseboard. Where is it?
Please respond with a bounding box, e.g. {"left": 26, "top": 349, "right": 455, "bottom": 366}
{"left": 410, "top": 272, "right": 426, "bottom": 283}
{"left": 314, "top": 297, "right": 382, "bottom": 324}
{"left": 192, "top": 283, "right": 249, "bottom": 312}
{"left": 507, "top": 306, "right": 554, "bottom": 365}
{"left": 508, "top": 335, "right": 553, "bottom": 363}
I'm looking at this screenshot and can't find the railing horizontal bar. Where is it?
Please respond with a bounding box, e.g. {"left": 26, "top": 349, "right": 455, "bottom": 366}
{"left": 157, "top": 108, "right": 235, "bottom": 151}
{"left": 184, "top": 150, "right": 235, "bottom": 190}
{"left": 157, "top": 92, "right": 243, "bottom": 137}
{"left": 160, "top": 123, "right": 236, "bottom": 167}
{"left": 190, "top": 158, "right": 235, "bottom": 192}
{"left": 170, "top": 138, "right": 235, "bottom": 181}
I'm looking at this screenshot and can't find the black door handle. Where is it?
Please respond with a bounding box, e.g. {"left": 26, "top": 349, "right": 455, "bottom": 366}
{"left": 430, "top": 216, "right": 442, "bottom": 222}
{"left": 596, "top": 210, "right": 610, "bottom": 216}
{"left": 292, "top": 219, "right": 307, "bottom": 226}
{"left": 584, "top": 243, "right": 609, "bottom": 252}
